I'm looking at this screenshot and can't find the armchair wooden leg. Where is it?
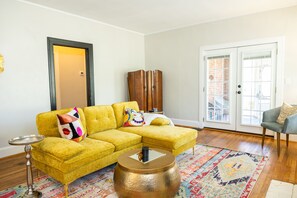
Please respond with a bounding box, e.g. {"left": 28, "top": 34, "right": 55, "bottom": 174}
{"left": 64, "top": 184, "right": 69, "bottom": 197}
{"left": 262, "top": 128, "right": 266, "bottom": 148}
{"left": 277, "top": 133, "right": 280, "bottom": 156}
{"left": 286, "top": 134, "right": 289, "bottom": 147}
{"left": 192, "top": 147, "right": 195, "bottom": 155}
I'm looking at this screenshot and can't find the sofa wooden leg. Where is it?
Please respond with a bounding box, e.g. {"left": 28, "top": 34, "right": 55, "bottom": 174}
{"left": 286, "top": 134, "right": 289, "bottom": 147}
{"left": 192, "top": 147, "right": 195, "bottom": 155}
{"left": 64, "top": 184, "right": 69, "bottom": 197}
{"left": 261, "top": 128, "right": 266, "bottom": 148}
{"left": 277, "top": 133, "right": 280, "bottom": 156}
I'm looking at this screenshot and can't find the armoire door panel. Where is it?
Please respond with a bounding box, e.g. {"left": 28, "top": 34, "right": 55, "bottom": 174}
{"left": 128, "top": 70, "right": 147, "bottom": 111}
{"left": 127, "top": 72, "right": 135, "bottom": 100}
{"left": 146, "top": 70, "right": 153, "bottom": 111}
{"left": 152, "top": 70, "right": 162, "bottom": 111}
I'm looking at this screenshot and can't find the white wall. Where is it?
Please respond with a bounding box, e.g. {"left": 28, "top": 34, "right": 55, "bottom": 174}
{"left": 0, "top": 0, "right": 144, "bottom": 158}
{"left": 145, "top": 6, "right": 297, "bottom": 128}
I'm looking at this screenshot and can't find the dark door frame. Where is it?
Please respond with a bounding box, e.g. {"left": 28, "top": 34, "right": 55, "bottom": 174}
{"left": 47, "top": 37, "right": 95, "bottom": 110}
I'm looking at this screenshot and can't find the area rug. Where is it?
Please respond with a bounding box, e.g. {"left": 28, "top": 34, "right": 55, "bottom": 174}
{"left": 0, "top": 144, "right": 268, "bottom": 198}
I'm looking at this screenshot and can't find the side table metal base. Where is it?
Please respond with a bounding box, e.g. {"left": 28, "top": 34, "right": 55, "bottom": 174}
{"left": 8, "top": 135, "right": 44, "bottom": 198}
{"left": 23, "top": 190, "right": 42, "bottom": 198}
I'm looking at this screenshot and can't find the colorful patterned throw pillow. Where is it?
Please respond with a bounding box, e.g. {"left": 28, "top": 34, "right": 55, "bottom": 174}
{"left": 123, "top": 108, "right": 145, "bottom": 127}
{"left": 276, "top": 103, "right": 297, "bottom": 124}
{"left": 57, "top": 107, "right": 86, "bottom": 142}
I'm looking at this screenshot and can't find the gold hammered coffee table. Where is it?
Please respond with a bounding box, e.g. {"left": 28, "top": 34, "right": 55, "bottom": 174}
{"left": 113, "top": 148, "right": 181, "bottom": 198}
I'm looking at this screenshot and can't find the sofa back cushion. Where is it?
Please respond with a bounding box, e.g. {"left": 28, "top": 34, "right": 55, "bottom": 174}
{"left": 36, "top": 108, "right": 86, "bottom": 137}
{"left": 84, "top": 105, "right": 117, "bottom": 135}
{"left": 112, "top": 101, "right": 140, "bottom": 128}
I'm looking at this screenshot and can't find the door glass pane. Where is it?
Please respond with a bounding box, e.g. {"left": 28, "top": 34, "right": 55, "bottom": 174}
{"left": 241, "top": 51, "right": 273, "bottom": 126}
{"left": 207, "top": 55, "right": 230, "bottom": 122}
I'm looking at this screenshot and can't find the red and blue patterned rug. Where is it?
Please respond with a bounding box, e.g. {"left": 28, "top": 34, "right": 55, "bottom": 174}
{"left": 0, "top": 144, "right": 268, "bottom": 198}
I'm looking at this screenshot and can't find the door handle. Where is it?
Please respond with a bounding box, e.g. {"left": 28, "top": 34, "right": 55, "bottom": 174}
{"left": 237, "top": 91, "right": 241, "bottom": 94}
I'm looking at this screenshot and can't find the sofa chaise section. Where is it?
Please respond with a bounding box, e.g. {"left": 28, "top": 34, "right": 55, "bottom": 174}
{"left": 112, "top": 101, "right": 198, "bottom": 156}
{"left": 119, "top": 125, "right": 197, "bottom": 155}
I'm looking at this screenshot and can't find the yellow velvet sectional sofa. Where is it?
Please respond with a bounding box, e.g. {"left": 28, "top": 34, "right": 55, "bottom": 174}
{"left": 32, "top": 101, "right": 198, "bottom": 196}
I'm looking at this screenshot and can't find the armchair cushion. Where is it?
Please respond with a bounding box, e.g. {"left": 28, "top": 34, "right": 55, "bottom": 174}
{"left": 276, "top": 103, "right": 297, "bottom": 124}
{"left": 261, "top": 122, "right": 283, "bottom": 133}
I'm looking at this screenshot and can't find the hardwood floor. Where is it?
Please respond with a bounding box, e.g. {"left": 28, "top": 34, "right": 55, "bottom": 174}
{"left": 1, "top": 128, "right": 297, "bottom": 197}
{"left": 0, "top": 152, "right": 43, "bottom": 191}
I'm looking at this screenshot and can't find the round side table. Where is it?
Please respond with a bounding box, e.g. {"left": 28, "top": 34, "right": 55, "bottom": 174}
{"left": 8, "top": 134, "right": 44, "bottom": 198}
{"left": 114, "top": 148, "right": 181, "bottom": 198}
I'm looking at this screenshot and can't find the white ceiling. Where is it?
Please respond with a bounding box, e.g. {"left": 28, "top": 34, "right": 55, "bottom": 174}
{"left": 22, "top": 0, "right": 297, "bottom": 34}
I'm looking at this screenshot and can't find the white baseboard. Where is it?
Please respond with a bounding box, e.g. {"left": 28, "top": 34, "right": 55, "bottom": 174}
{"left": 0, "top": 146, "right": 24, "bottom": 159}
{"left": 171, "top": 118, "right": 204, "bottom": 129}
{"left": 276, "top": 133, "right": 297, "bottom": 142}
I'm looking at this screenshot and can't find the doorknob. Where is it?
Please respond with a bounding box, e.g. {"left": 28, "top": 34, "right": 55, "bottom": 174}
{"left": 238, "top": 85, "right": 241, "bottom": 88}
{"left": 237, "top": 91, "right": 241, "bottom": 94}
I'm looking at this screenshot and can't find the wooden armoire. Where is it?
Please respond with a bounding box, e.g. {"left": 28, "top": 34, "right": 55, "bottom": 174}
{"left": 127, "top": 70, "right": 162, "bottom": 112}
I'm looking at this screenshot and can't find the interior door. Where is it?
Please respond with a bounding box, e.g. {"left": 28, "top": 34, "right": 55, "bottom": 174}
{"left": 236, "top": 44, "right": 277, "bottom": 134}
{"left": 53, "top": 46, "right": 88, "bottom": 109}
{"left": 47, "top": 37, "right": 95, "bottom": 111}
{"left": 204, "top": 48, "right": 237, "bottom": 130}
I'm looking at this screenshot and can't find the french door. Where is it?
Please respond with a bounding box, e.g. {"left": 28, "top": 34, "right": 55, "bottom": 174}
{"left": 203, "top": 43, "right": 277, "bottom": 134}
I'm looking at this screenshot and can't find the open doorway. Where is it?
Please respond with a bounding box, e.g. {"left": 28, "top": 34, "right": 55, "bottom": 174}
{"left": 47, "top": 37, "right": 95, "bottom": 110}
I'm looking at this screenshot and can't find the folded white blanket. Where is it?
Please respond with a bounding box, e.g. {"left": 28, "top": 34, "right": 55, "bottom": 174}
{"left": 143, "top": 113, "right": 174, "bottom": 126}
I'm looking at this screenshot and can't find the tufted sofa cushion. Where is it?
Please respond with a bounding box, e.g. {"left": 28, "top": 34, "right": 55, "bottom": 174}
{"left": 83, "top": 105, "right": 117, "bottom": 135}
{"left": 88, "top": 129, "right": 142, "bottom": 151}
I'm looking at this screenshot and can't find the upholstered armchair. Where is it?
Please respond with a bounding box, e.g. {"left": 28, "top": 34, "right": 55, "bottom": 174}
{"left": 261, "top": 106, "right": 297, "bottom": 156}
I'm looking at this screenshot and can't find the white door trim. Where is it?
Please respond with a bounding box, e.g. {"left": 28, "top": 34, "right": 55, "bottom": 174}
{"left": 199, "top": 37, "right": 285, "bottom": 130}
